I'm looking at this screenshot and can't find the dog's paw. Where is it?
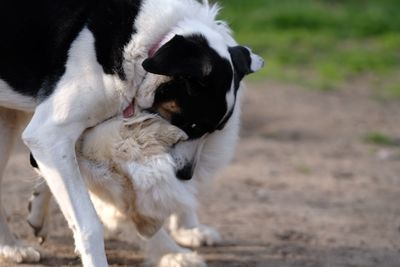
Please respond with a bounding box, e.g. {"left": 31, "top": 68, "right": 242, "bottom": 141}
{"left": 27, "top": 214, "right": 49, "bottom": 244}
{"left": 158, "top": 252, "right": 206, "bottom": 267}
{"left": 170, "top": 225, "right": 221, "bottom": 248}
{"left": 0, "top": 244, "right": 41, "bottom": 263}
{"left": 27, "top": 193, "right": 50, "bottom": 244}
{"left": 27, "top": 219, "right": 48, "bottom": 244}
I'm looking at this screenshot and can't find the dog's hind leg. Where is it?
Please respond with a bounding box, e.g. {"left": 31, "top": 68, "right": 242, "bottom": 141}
{"left": 0, "top": 108, "right": 41, "bottom": 263}
{"left": 27, "top": 178, "right": 52, "bottom": 244}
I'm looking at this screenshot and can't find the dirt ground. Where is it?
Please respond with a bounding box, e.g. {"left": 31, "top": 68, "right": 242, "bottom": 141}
{"left": 2, "top": 81, "right": 400, "bottom": 267}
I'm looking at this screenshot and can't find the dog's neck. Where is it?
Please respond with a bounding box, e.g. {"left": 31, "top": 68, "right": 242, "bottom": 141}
{"left": 124, "top": 0, "right": 221, "bottom": 67}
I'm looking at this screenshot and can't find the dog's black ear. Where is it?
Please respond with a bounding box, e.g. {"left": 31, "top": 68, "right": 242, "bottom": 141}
{"left": 228, "top": 46, "right": 264, "bottom": 79}
{"left": 142, "top": 35, "right": 212, "bottom": 77}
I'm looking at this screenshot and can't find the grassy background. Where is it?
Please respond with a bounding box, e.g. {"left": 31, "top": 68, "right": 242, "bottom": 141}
{"left": 218, "top": 0, "right": 400, "bottom": 97}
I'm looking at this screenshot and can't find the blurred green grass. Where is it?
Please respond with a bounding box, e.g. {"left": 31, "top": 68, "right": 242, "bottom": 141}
{"left": 364, "top": 132, "right": 399, "bottom": 146}
{"left": 218, "top": 0, "right": 400, "bottom": 96}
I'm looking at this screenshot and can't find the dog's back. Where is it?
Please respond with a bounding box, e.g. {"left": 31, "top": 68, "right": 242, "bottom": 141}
{"left": 0, "top": 0, "right": 142, "bottom": 100}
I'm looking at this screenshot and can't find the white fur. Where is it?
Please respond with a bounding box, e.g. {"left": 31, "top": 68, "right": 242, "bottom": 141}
{"left": 0, "top": 245, "right": 40, "bottom": 264}
{"left": 124, "top": 156, "right": 196, "bottom": 224}
{"left": 247, "top": 47, "right": 265, "bottom": 72}
{"left": 0, "top": 80, "right": 36, "bottom": 112}
{"left": 157, "top": 252, "right": 206, "bottom": 267}
{"left": 79, "top": 114, "right": 197, "bottom": 236}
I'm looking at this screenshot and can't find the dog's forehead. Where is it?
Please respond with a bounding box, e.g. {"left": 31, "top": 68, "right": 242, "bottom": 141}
{"left": 175, "top": 20, "right": 232, "bottom": 61}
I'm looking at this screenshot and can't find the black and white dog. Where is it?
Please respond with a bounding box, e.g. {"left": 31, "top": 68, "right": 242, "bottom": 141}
{"left": 0, "top": 0, "right": 263, "bottom": 266}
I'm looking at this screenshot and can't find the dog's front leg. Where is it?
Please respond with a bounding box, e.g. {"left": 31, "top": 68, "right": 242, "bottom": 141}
{"left": 20, "top": 27, "right": 131, "bottom": 266}
{"left": 145, "top": 228, "right": 206, "bottom": 267}
{"left": 23, "top": 108, "right": 108, "bottom": 267}
{"left": 168, "top": 209, "right": 221, "bottom": 248}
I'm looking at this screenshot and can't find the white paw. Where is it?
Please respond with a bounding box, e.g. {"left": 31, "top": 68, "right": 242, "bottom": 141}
{"left": 158, "top": 252, "right": 206, "bottom": 267}
{"left": 170, "top": 225, "right": 221, "bottom": 248}
{"left": 0, "top": 244, "right": 41, "bottom": 263}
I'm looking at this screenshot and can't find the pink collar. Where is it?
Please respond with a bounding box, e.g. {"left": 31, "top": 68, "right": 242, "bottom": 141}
{"left": 148, "top": 34, "right": 173, "bottom": 57}
{"left": 148, "top": 41, "right": 161, "bottom": 57}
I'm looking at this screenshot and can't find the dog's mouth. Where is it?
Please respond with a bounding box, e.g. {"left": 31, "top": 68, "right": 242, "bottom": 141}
{"left": 123, "top": 99, "right": 136, "bottom": 118}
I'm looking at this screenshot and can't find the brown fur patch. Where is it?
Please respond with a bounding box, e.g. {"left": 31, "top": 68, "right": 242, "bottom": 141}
{"left": 157, "top": 101, "right": 181, "bottom": 120}
{"left": 117, "top": 168, "right": 163, "bottom": 238}
{"left": 132, "top": 213, "right": 163, "bottom": 238}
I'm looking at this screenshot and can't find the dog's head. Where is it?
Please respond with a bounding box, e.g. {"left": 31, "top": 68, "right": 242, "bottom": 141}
{"left": 142, "top": 33, "right": 264, "bottom": 139}
{"left": 140, "top": 27, "right": 263, "bottom": 180}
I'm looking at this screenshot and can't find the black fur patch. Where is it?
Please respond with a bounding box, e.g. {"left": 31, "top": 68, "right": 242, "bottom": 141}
{"left": 142, "top": 35, "right": 213, "bottom": 78}
{"left": 228, "top": 46, "right": 253, "bottom": 92}
{"left": 143, "top": 34, "right": 234, "bottom": 139}
{"left": 0, "top": 0, "right": 140, "bottom": 98}
{"left": 88, "top": 0, "right": 141, "bottom": 80}
{"left": 30, "top": 153, "right": 38, "bottom": 169}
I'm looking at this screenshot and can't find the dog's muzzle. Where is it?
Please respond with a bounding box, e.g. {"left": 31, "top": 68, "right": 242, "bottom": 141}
{"left": 172, "top": 136, "right": 207, "bottom": 181}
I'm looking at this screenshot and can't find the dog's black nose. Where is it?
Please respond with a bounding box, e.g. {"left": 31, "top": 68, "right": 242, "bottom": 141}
{"left": 176, "top": 163, "right": 194, "bottom": 180}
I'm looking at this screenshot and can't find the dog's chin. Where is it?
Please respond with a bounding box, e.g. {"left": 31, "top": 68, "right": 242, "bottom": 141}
{"left": 171, "top": 138, "right": 207, "bottom": 181}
